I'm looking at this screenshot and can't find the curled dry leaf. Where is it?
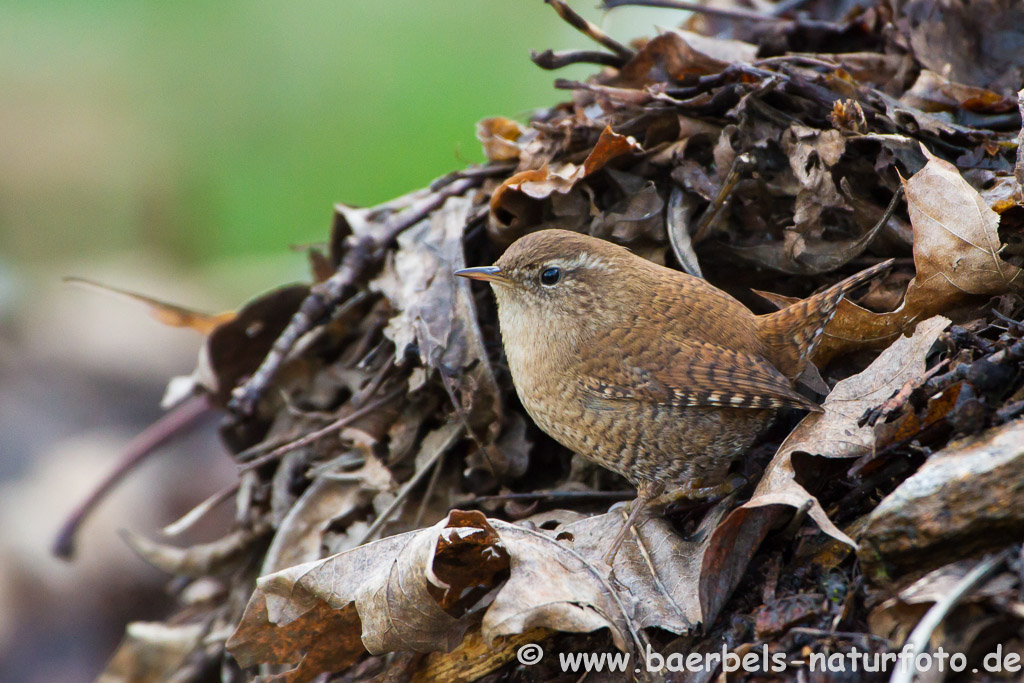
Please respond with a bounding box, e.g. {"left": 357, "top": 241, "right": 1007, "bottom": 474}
{"left": 120, "top": 525, "right": 267, "bottom": 578}
{"left": 900, "top": 70, "right": 1014, "bottom": 114}
{"left": 64, "top": 277, "right": 236, "bottom": 335}
{"left": 261, "top": 454, "right": 394, "bottom": 574}
{"left": 807, "top": 146, "right": 1022, "bottom": 364}
{"left": 612, "top": 30, "right": 754, "bottom": 89}
{"left": 892, "top": 0, "right": 1024, "bottom": 96}
{"left": 868, "top": 557, "right": 1018, "bottom": 643}
{"left": 783, "top": 125, "right": 849, "bottom": 232}
{"left": 489, "top": 126, "right": 642, "bottom": 237}
{"left": 481, "top": 518, "right": 632, "bottom": 652}
{"left": 200, "top": 284, "right": 310, "bottom": 404}
{"left": 477, "top": 117, "right": 534, "bottom": 162}
{"left": 698, "top": 317, "right": 949, "bottom": 623}
{"left": 227, "top": 510, "right": 635, "bottom": 682}
{"left": 98, "top": 622, "right": 205, "bottom": 683}
{"left": 373, "top": 196, "right": 502, "bottom": 442}
{"left": 667, "top": 186, "right": 703, "bottom": 277}
{"left": 555, "top": 498, "right": 734, "bottom": 633}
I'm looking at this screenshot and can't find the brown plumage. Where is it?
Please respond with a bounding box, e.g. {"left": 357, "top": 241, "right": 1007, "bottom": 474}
{"left": 456, "top": 229, "right": 893, "bottom": 562}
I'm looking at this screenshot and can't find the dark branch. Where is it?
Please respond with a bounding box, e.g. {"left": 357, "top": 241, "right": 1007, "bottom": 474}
{"left": 545, "top": 0, "right": 634, "bottom": 61}
{"left": 228, "top": 176, "right": 481, "bottom": 415}
{"left": 53, "top": 394, "right": 211, "bottom": 559}
{"left": 530, "top": 48, "right": 624, "bottom": 70}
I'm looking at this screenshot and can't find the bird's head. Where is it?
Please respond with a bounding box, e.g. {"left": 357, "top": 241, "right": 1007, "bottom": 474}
{"left": 455, "top": 229, "right": 643, "bottom": 341}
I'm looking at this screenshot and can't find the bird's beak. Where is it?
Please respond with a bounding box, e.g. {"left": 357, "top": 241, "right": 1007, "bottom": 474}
{"left": 454, "top": 265, "right": 512, "bottom": 286}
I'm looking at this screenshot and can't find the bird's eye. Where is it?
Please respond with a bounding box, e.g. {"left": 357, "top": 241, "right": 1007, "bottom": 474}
{"left": 540, "top": 267, "right": 562, "bottom": 286}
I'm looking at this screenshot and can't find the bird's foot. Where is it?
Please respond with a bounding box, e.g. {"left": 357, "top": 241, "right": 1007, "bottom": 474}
{"left": 652, "top": 474, "right": 747, "bottom": 511}
{"left": 656, "top": 475, "right": 747, "bottom": 542}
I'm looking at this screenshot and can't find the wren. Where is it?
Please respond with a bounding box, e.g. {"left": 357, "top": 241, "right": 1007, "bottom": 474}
{"left": 456, "top": 229, "right": 892, "bottom": 563}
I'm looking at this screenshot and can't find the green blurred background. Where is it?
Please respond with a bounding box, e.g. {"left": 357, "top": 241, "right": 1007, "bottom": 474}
{"left": 1, "top": 0, "right": 680, "bottom": 300}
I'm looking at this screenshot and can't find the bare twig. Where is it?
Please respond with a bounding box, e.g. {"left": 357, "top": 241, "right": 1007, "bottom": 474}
{"left": 545, "top": 0, "right": 634, "bottom": 61}
{"left": 604, "top": 0, "right": 785, "bottom": 22}
{"left": 53, "top": 394, "right": 212, "bottom": 559}
{"left": 354, "top": 423, "right": 463, "bottom": 546}
{"left": 471, "top": 490, "right": 635, "bottom": 505}
{"left": 238, "top": 388, "right": 404, "bottom": 471}
{"left": 554, "top": 78, "right": 680, "bottom": 106}
{"left": 666, "top": 186, "right": 703, "bottom": 277}
{"left": 530, "top": 48, "right": 623, "bottom": 70}
{"left": 692, "top": 153, "right": 754, "bottom": 243}
{"left": 428, "top": 162, "right": 516, "bottom": 192}
{"left": 229, "top": 176, "right": 479, "bottom": 415}
{"left": 162, "top": 482, "right": 240, "bottom": 537}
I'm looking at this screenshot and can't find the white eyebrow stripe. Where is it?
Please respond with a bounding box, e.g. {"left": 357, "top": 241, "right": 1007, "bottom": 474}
{"left": 549, "top": 252, "right": 611, "bottom": 271}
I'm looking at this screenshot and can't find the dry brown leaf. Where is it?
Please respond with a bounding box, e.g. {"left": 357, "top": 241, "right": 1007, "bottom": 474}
{"left": 900, "top": 70, "right": 1014, "bottom": 113}
{"left": 612, "top": 30, "right": 753, "bottom": 89}
{"left": 481, "top": 518, "right": 633, "bottom": 651}
{"left": 227, "top": 589, "right": 365, "bottom": 683}
{"left": 477, "top": 117, "right": 535, "bottom": 162}
{"left": 489, "top": 126, "right": 641, "bottom": 235}
{"left": 869, "top": 558, "right": 1017, "bottom": 642}
{"left": 120, "top": 526, "right": 265, "bottom": 578}
{"left": 194, "top": 284, "right": 310, "bottom": 403}
{"left": 667, "top": 186, "right": 703, "bottom": 277}
{"left": 228, "top": 513, "right": 490, "bottom": 682}
{"left": 590, "top": 178, "right": 665, "bottom": 245}
{"left": 555, "top": 499, "right": 734, "bottom": 633}
{"left": 805, "top": 146, "right": 1021, "bottom": 364}
{"left": 373, "top": 196, "right": 502, "bottom": 443}
{"left": 97, "top": 622, "right": 204, "bottom": 683}
{"left": 227, "top": 510, "right": 638, "bottom": 681}
{"left": 65, "top": 277, "right": 235, "bottom": 334}
{"left": 893, "top": 0, "right": 1024, "bottom": 95}
{"left": 261, "top": 454, "right": 394, "bottom": 574}
{"left": 736, "top": 220, "right": 885, "bottom": 275}
{"left": 782, "top": 125, "right": 850, "bottom": 232}
{"left": 698, "top": 317, "right": 949, "bottom": 623}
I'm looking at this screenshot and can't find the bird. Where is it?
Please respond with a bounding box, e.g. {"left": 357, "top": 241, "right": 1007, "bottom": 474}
{"left": 455, "top": 229, "right": 893, "bottom": 564}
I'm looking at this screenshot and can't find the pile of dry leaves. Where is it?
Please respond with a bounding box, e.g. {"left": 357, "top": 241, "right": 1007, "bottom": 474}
{"left": 68, "top": 1, "right": 1024, "bottom": 681}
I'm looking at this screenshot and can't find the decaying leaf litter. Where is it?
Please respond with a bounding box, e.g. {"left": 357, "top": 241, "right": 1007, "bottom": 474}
{"left": 64, "top": 0, "right": 1024, "bottom": 680}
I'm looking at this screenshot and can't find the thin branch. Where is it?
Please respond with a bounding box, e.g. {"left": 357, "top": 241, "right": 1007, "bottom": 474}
{"left": 545, "top": 0, "right": 634, "bottom": 61}
{"left": 530, "top": 48, "right": 623, "bottom": 70}
{"left": 603, "top": 0, "right": 788, "bottom": 22}
{"left": 429, "top": 162, "right": 516, "bottom": 192}
{"left": 53, "top": 394, "right": 212, "bottom": 559}
{"left": 471, "top": 490, "right": 635, "bottom": 505}
{"left": 353, "top": 423, "right": 463, "bottom": 547}
{"left": 692, "top": 152, "right": 754, "bottom": 243}
{"left": 162, "top": 482, "right": 239, "bottom": 537}
{"left": 229, "top": 176, "right": 479, "bottom": 415}
{"left": 238, "top": 388, "right": 404, "bottom": 472}
{"left": 554, "top": 78, "right": 676, "bottom": 105}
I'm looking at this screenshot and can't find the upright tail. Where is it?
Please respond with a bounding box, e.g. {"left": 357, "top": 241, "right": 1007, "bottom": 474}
{"left": 756, "top": 259, "right": 895, "bottom": 380}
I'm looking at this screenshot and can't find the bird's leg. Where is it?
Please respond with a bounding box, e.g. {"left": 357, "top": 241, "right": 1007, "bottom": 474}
{"left": 603, "top": 480, "right": 664, "bottom": 566}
